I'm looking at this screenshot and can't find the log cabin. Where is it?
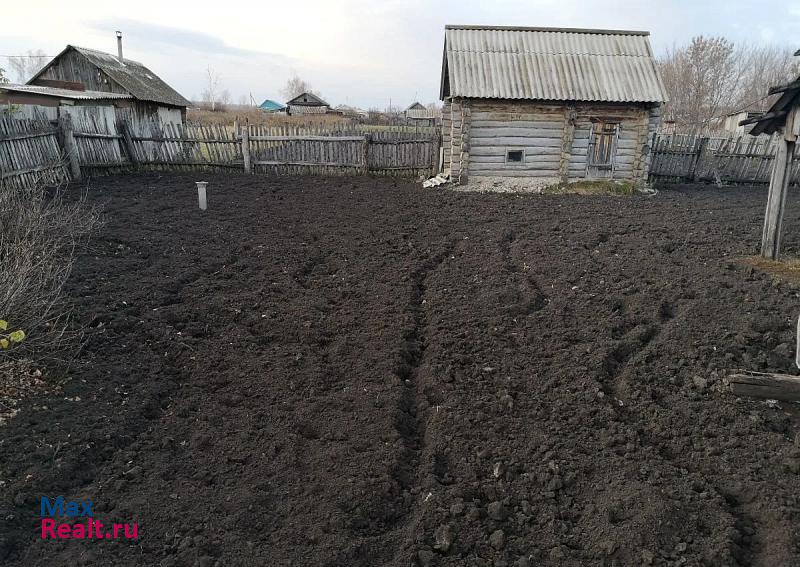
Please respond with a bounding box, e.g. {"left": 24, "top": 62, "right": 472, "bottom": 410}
{"left": 439, "top": 25, "right": 668, "bottom": 187}
{"left": 26, "top": 34, "right": 189, "bottom": 126}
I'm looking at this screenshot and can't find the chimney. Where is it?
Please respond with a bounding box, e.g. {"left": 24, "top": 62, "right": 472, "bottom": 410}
{"left": 116, "top": 31, "right": 123, "bottom": 63}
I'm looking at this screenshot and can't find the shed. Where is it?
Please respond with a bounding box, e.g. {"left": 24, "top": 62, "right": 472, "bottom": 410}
{"left": 27, "top": 38, "right": 189, "bottom": 125}
{"left": 259, "top": 99, "right": 286, "bottom": 113}
{"left": 0, "top": 83, "right": 131, "bottom": 121}
{"left": 723, "top": 105, "right": 767, "bottom": 136}
{"left": 405, "top": 102, "right": 441, "bottom": 125}
{"left": 286, "top": 92, "right": 330, "bottom": 115}
{"left": 439, "top": 25, "right": 668, "bottom": 186}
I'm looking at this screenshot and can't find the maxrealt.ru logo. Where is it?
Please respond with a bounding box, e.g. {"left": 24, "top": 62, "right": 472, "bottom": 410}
{"left": 40, "top": 497, "right": 139, "bottom": 540}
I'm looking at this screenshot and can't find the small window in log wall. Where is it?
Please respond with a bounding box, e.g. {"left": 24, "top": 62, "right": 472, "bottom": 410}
{"left": 588, "top": 121, "right": 619, "bottom": 169}
{"left": 506, "top": 149, "right": 524, "bottom": 164}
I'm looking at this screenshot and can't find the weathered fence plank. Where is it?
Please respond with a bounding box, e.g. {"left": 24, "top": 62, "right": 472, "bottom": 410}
{"left": 649, "top": 132, "right": 800, "bottom": 185}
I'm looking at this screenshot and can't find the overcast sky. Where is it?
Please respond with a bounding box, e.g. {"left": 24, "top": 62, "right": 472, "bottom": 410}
{"left": 3, "top": 0, "right": 800, "bottom": 109}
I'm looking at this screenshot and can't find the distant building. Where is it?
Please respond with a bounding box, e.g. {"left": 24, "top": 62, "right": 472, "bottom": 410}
{"left": 259, "top": 99, "right": 286, "bottom": 113}
{"left": 405, "top": 102, "right": 441, "bottom": 125}
{"left": 723, "top": 106, "right": 767, "bottom": 136}
{"left": 286, "top": 92, "right": 330, "bottom": 115}
{"left": 439, "top": 25, "right": 667, "bottom": 186}
{"left": 27, "top": 35, "right": 189, "bottom": 124}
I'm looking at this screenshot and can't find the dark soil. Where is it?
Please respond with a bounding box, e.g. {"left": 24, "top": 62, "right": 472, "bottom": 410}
{"left": 3, "top": 174, "right": 800, "bottom": 567}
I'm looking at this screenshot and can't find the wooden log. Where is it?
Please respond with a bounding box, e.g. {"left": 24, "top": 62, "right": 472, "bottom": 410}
{"left": 727, "top": 371, "right": 800, "bottom": 402}
{"left": 761, "top": 136, "right": 795, "bottom": 259}
{"left": 57, "top": 113, "right": 81, "bottom": 181}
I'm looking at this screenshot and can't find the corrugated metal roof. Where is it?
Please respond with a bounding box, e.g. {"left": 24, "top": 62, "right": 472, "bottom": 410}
{"left": 0, "top": 83, "right": 132, "bottom": 100}
{"left": 441, "top": 25, "right": 668, "bottom": 103}
{"left": 28, "top": 45, "right": 190, "bottom": 108}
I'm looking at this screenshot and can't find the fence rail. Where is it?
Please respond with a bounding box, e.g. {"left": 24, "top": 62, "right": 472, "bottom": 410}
{"left": 649, "top": 133, "right": 800, "bottom": 185}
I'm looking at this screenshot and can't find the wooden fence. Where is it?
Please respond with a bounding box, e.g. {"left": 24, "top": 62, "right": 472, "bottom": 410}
{"left": 649, "top": 133, "right": 800, "bottom": 185}
{"left": 0, "top": 115, "right": 69, "bottom": 191}
{"left": 0, "top": 111, "right": 441, "bottom": 190}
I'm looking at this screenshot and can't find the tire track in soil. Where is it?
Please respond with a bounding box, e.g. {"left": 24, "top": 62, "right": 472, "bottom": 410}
{"left": 380, "top": 239, "right": 458, "bottom": 560}
{"left": 597, "top": 303, "right": 765, "bottom": 566}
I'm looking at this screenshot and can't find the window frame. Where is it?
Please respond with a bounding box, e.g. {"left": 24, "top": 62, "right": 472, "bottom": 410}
{"left": 505, "top": 149, "right": 524, "bottom": 164}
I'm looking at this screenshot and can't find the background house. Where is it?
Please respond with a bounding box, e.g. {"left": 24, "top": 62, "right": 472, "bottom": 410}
{"left": 405, "top": 102, "right": 441, "bottom": 126}
{"left": 259, "top": 99, "right": 286, "bottom": 113}
{"left": 286, "top": 92, "right": 330, "bottom": 115}
{"left": 27, "top": 36, "right": 189, "bottom": 125}
{"left": 439, "top": 25, "right": 668, "bottom": 186}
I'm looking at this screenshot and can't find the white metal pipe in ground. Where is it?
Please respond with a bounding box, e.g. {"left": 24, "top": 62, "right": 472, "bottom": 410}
{"left": 196, "top": 182, "right": 208, "bottom": 210}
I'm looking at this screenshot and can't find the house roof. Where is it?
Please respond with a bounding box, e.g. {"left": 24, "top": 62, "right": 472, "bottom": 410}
{"left": 29, "top": 45, "right": 190, "bottom": 108}
{"left": 440, "top": 25, "right": 668, "bottom": 103}
{"left": 0, "top": 83, "right": 133, "bottom": 101}
{"left": 286, "top": 92, "right": 329, "bottom": 106}
{"left": 259, "top": 99, "right": 285, "bottom": 111}
{"left": 406, "top": 102, "right": 426, "bottom": 111}
{"left": 741, "top": 77, "right": 800, "bottom": 136}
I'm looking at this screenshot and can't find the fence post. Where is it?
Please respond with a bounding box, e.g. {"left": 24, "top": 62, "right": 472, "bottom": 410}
{"left": 241, "top": 121, "right": 251, "bottom": 173}
{"left": 362, "top": 134, "right": 370, "bottom": 176}
{"left": 57, "top": 113, "right": 81, "bottom": 181}
{"left": 119, "top": 119, "right": 138, "bottom": 168}
{"left": 689, "top": 137, "right": 708, "bottom": 182}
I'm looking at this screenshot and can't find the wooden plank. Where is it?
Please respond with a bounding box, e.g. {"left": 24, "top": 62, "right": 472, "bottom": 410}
{"left": 727, "top": 371, "right": 800, "bottom": 402}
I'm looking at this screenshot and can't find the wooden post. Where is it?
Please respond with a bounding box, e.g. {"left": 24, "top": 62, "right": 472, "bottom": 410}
{"left": 119, "top": 119, "right": 138, "bottom": 167}
{"left": 761, "top": 135, "right": 795, "bottom": 259}
{"left": 362, "top": 134, "right": 370, "bottom": 176}
{"left": 57, "top": 113, "right": 81, "bottom": 181}
{"left": 689, "top": 137, "right": 708, "bottom": 182}
{"left": 558, "top": 107, "right": 577, "bottom": 184}
{"left": 242, "top": 121, "right": 251, "bottom": 173}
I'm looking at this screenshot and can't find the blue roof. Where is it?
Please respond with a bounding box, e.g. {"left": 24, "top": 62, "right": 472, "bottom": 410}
{"left": 259, "top": 99, "right": 285, "bottom": 111}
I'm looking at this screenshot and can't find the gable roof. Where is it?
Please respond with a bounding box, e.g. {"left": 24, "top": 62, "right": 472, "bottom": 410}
{"left": 29, "top": 45, "right": 190, "bottom": 108}
{"left": 286, "top": 92, "right": 329, "bottom": 107}
{"left": 259, "top": 99, "right": 285, "bottom": 111}
{"left": 406, "top": 102, "right": 426, "bottom": 111}
{"left": 440, "top": 25, "right": 668, "bottom": 103}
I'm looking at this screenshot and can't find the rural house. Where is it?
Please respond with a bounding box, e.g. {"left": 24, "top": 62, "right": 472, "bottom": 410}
{"left": 286, "top": 92, "right": 330, "bottom": 115}
{"left": 26, "top": 35, "right": 190, "bottom": 125}
{"left": 439, "top": 25, "right": 668, "bottom": 186}
{"left": 259, "top": 99, "right": 286, "bottom": 113}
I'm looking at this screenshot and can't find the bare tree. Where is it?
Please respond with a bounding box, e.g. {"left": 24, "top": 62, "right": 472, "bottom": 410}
{"left": 200, "top": 66, "right": 222, "bottom": 111}
{"left": 280, "top": 74, "right": 318, "bottom": 101}
{"left": 8, "top": 50, "right": 48, "bottom": 83}
{"left": 735, "top": 45, "right": 799, "bottom": 109}
{"left": 0, "top": 65, "right": 8, "bottom": 84}
{"left": 237, "top": 94, "right": 249, "bottom": 107}
{"left": 659, "top": 37, "right": 799, "bottom": 132}
{"left": 659, "top": 36, "right": 743, "bottom": 131}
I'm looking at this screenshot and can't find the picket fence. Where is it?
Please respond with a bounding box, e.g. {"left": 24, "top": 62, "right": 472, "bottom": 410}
{"left": 0, "top": 111, "right": 441, "bottom": 190}
{"left": 649, "top": 133, "right": 800, "bottom": 185}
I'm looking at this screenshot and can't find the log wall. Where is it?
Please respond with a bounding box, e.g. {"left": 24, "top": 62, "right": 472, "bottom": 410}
{"left": 446, "top": 98, "right": 659, "bottom": 186}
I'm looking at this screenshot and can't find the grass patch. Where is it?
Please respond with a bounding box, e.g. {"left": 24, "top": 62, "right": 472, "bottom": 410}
{"left": 541, "top": 180, "right": 636, "bottom": 196}
{"left": 739, "top": 256, "right": 800, "bottom": 284}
